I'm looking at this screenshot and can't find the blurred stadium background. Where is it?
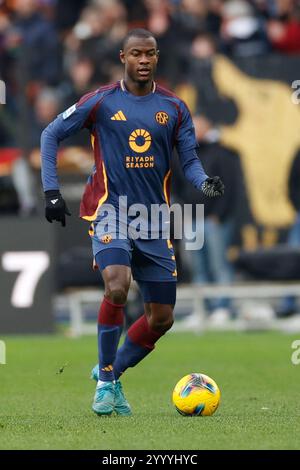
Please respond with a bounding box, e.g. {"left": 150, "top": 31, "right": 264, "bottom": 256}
{"left": 1, "top": 0, "right": 300, "bottom": 334}
{"left": 1, "top": 0, "right": 300, "bottom": 450}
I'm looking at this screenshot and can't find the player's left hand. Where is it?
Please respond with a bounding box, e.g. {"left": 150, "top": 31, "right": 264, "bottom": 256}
{"left": 201, "top": 176, "right": 225, "bottom": 197}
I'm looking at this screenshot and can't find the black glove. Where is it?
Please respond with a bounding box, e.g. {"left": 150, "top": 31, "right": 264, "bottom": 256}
{"left": 45, "top": 190, "right": 71, "bottom": 227}
{"left": 201, "top": 176, "right": 225, "bottom": 197}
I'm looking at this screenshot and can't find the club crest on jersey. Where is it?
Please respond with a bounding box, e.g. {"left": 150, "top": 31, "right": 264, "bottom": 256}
{"left": 129, "top": 129, "right": 152, "bottom": 153}
{"left": 62, "top": 104, "right": 76, "bottom": 120}
{"left": 155, "top": 111, "right": 169, "bottom": 125}
{"left": 101, "top": 234, "right": 112, "bottom": 244}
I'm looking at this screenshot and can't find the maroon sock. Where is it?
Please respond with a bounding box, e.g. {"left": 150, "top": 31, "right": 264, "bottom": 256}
{"left": 98, "top": 296, "right": 124, "bottom": 326}
{"left": 127, "top": 314, "right": 162, "bottom": 350}
{"left": 113, "top": 314, "right": 163, "bottom": 380}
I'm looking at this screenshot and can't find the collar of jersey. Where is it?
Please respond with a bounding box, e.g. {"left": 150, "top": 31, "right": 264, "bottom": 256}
{"left": 120, "top": 79, "right": 156, "bottom": 101}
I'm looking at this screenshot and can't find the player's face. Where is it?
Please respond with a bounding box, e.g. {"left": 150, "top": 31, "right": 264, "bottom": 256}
{"left": 120, "top": 37, "right": 159, "bottom": 84}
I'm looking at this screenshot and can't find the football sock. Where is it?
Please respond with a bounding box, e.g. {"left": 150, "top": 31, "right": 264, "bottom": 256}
{"left": 98, "top": 296, "right": 124, "bottom": 381}
{"left": 113, "top": 314, "right": 163, "bottom": 380}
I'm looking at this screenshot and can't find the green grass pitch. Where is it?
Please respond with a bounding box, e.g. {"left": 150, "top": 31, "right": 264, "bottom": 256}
{"left": 0, "top": 331, "right": 299, "bottom": 450}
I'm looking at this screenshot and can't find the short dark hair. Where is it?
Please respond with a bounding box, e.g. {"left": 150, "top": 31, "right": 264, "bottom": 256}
{"left": 122, "top": 29, "right": 157, "bottom": 50}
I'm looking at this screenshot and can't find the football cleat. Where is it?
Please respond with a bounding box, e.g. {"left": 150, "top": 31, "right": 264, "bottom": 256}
{"left": 114, "top": 380, "right": 132, "bottom": 416}
{"left": 91, "top": 364, "right": 99, "bottom": 382}
{"left": 90, "top": 365, "right": 132, "bottom": 415}
{"left": 92, "top": 381, "right": 115, "bottom": 416}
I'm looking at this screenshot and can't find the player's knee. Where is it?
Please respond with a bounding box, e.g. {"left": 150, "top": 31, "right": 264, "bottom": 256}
{"left": 160, "top": 316, "right": 174, "bottom": 333}
{"left": 106, "top": 287, "right": 128, "bottom": 305}
{"left": 149, "top": 309, "right": 174, "bottom": 334}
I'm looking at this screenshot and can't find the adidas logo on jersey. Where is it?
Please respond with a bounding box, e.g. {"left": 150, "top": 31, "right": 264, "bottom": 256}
{"left": 51, "top": 199, "right": 58, "bottom": 204}
{"left": 111, "top": 110, "right": 127, "bottom": 121}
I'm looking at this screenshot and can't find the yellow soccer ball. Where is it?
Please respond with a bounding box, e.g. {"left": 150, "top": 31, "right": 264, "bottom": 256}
{"left": 172, "top": 373, "right": 221, "bottom": 416}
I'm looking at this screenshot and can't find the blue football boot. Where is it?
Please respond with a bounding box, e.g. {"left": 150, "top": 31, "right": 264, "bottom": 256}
{"left": 92, "top": 381, "right": 115, "bottom": 416}
{"left": 90, "top": 365, "right": 132, "bottom": 416}
{"left": 114, "top": 379, "right": 132, "bottom": 416}
{"left": 91, "top": 364, "right": 99, "bottom": 382}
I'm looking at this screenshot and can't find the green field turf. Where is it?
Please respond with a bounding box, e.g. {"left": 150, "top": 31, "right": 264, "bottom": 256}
{"left": 0, "top": 331, "right": 300, "bottom": 450}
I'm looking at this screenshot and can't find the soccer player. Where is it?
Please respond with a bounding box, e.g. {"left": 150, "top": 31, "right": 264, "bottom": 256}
{"left": 41, "top": 29, "right": 224, "bottom": 416}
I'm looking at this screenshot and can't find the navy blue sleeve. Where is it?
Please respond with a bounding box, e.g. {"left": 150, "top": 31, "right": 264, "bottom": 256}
{"left": 175, "top": 101, "right": 208, "bottom": 189}
{"left": 41, "top": 92, "right": 101, "bottom": 191}
{"left": 179, "top": 148, "right": 209, "bottom": 189}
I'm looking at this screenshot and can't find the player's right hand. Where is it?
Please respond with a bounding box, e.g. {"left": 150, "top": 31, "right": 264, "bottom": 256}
{"left": 44, "top": 190, "right": 71, "bottom": 227}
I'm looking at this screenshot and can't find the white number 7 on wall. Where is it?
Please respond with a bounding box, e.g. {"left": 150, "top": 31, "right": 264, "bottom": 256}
{"left": 2, "top": 252, "right": 50, "bottom": 308}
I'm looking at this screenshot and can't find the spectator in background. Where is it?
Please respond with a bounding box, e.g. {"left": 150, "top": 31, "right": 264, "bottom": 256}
{"left": 175, "top": 0, "right": 221, "bottom": 40}
{"left": 54, "top": 0, "right": 88, "bottom": 33}
{"left": 63, "top": 3, "right": 104, "bottom": 68}
{"left": 122, "top": 0, "right": 148, "bottom": 29}
{"left": 220, "top": 0, "right": 270, "bottom": 57}
{"left": 60, "top": 57, "right": 99, "bottom": 147}
{"left": 11, "top": 156, "right": 37, "bottom": 215}
{"left": 30, "top": 87, "right": 61, "bottom": 148}
{"left": 13, "top": 85, "right": 61, "bottom": 214}
{"left": 60, "top": 57, "right": 96, "bottom": 108}
{"left": 0, "top": 154, "right": 19, "bottom": 214}
{"left": 173, "top": 115, "right": 241, "bottom": 322}
{"left": 7, "top": 0, "right": 61, "bottom": 86}
{"left": 0, "top": 99, "right": 17, "bottom": 146}
{"left": 174, "top": 30, "right": 244, "bottom": 320}
{"left": 256, "top": 0, "right": 296, "bottom": 19}
{"left": 0, "top": 7, "right": 12, "bottom": 82}
{"left": 277, "top": 149, "right": 300, "bottom": 316}
{"left": 63, "top": 0, "right": 127, "bottom": 83}
{"left": 0, "top": 0, "right": 61, "bottom": 154}
{"left": 143, "top": 0, "right": 178, "bottom": 84}
{"left": 168, "top": 0, "right": 222, "bottom": 80}
{"left": 267, "top": 3, "right": 300, "bottom": 53}
{"left": 187, "top": 32, "right": 238, "bottom": 131}
{"left": 288, "top": 150, "right": 300, "bottom": 240}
